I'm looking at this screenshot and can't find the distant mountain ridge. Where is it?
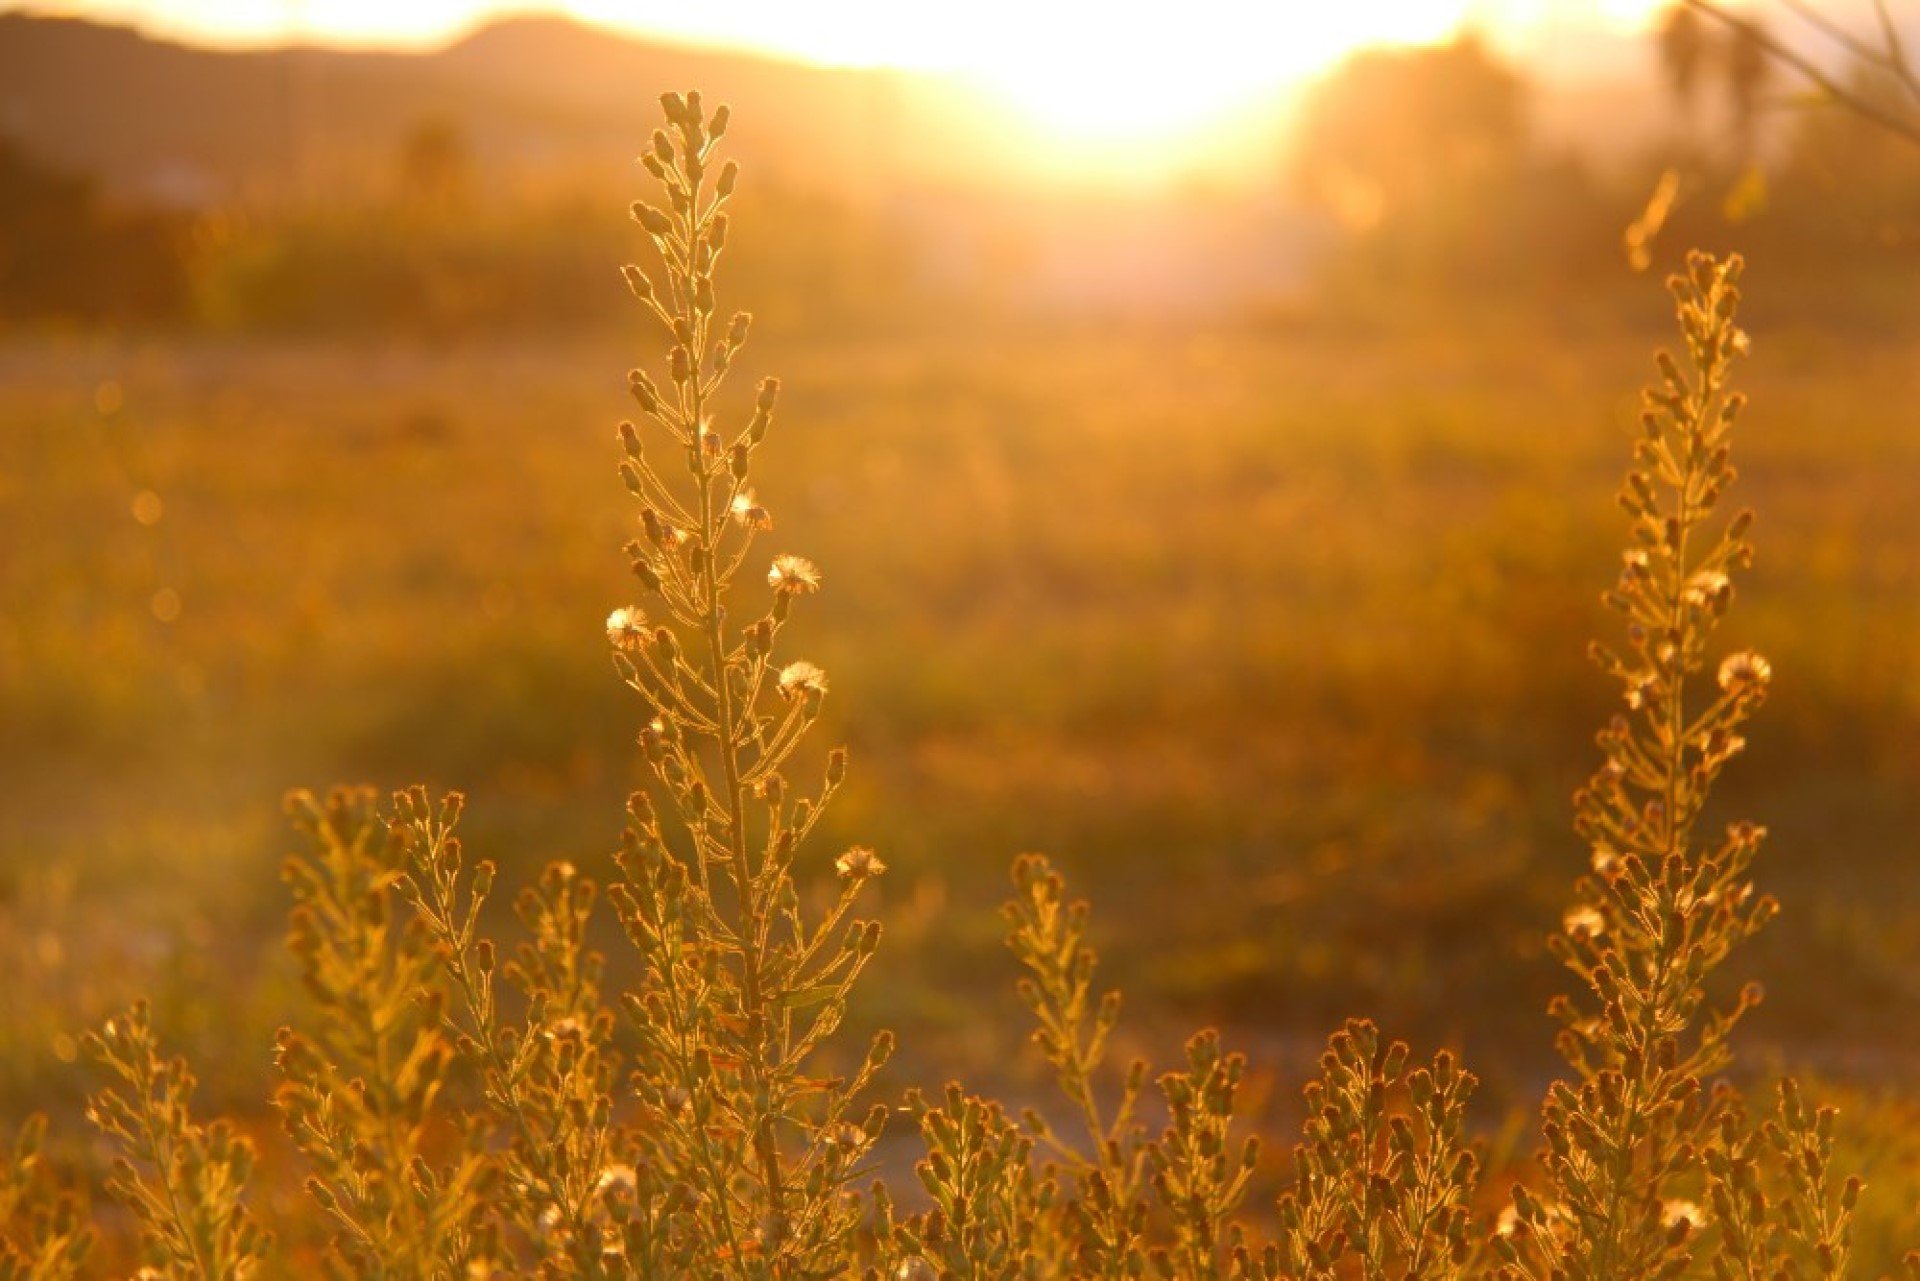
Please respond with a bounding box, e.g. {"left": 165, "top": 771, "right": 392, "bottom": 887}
{"left": 0, "top": 11, "right": 998, "bottom": 204}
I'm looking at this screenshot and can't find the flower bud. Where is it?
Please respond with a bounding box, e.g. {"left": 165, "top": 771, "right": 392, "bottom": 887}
{"left": 1655, "top": 350, "right": 1683, "bottom": 389}
{"left": 631, "top": 203, "right": 672, "bottom": 236}
{"left": 641, "top": 509, "right": 672, "bottom": 547}
{"left": 628, "top": 369, "right": 659, "bottom": 413}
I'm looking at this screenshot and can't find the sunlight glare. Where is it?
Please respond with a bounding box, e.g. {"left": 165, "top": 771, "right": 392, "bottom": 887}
{"left": 959, "top": 3, "right": 1470, "bottom": 148}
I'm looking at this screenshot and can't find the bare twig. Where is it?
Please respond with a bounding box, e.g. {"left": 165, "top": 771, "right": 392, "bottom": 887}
{"left": 1776, "top": 0, "right": 1920, "bottom": 98}
{"left": 1777, "top": 0, "right": 1890, "bottom": 67}
{"left": 1683, "top": 0, "right": 1920, "bottom": 148}
{"left": 1871, "top": 0, "right": 1920, "bottom": 97}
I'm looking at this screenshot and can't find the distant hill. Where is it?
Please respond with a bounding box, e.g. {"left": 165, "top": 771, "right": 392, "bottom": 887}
{"left": 0, "top": 12, "right": 1007, "bottom": 205}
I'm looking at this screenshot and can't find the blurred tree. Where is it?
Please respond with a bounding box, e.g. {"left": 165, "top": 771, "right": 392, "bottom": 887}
{"left": 1727, "top": 16, "right": 1774, "bottom": 159}
{"left": 0, "top": 137, "right": 187, "bottom": 324}
{"left": 397, "top": 117, "right": 472, "bottom": 214}
{"left": 1775, "top": 61, "right": 1920, "bottom": 247}
{"left": 1290, "top": 36, "right": 1532, "bottom": 280}
{"left": 1659, "top": 4, "right": 1712, "bottom": 143}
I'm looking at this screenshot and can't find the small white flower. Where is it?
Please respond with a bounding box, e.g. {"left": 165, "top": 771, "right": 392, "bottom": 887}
{"left": 543, "top": 1016, "right": 586, "bottom": 1042}
{"left": 1563, "top": 905, "right": 1606, "bottom": 939}
{"left": 1718, "top": 650, "right": 1772, "bottom": 696}
{"left": 606, "top": 607, "right": 648, "bottom": 651}
{"left": 1683, "top": 570, "right": 1731, "bottom": 611}
{"left": 826, "top": 1122, "right": 867, "bottom": 1152}
{"left": 778, "top": 661, "right": 829, "bottom": 700}
{"left": 1626, "top": 676, "right": 1657, "bottom": 710}
{"left": 835, "top": 846, "right": 886, "bottom": 880}
{"left": 768, "top": 554, "right": 821, "bottom": 594}
{"left": 730, "top": 490, "right": 772, "bottom": 530}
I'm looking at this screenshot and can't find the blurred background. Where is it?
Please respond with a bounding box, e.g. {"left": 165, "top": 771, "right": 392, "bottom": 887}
{"left": 2, "top": 0, "right": 1918, "bottom": 1253}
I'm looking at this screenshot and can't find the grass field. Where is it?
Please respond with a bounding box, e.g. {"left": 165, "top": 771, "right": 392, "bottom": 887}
{"left": 4, "top": 297, "right": 1918, "bottom": 1127}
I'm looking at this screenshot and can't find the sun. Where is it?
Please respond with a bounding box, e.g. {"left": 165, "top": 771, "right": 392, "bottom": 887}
{"left": 961, "top": 3, "right": 1474, "bottom": 151}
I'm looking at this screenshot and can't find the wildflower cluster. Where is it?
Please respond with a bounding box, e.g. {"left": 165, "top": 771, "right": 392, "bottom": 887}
{"left": 893, "top": 860, "right": 1263, "bottom": 1278}
{"left": 391, "top": 787, "right": 643, "bottom": 1275}
{"left": 1494, "top": 254, "right": 1849, "bottom": 1278}
{"left": 606, "top": 88, "right": 891, "bottom": 1274}
{"left": 6, "top": 101, "right": 1903, "bottom": 1281}
{"left": 1275, "top": 1020, "right": 1478, "bottom": 1278}
{"left": 84, "top": 1002, "right": 269, "bottom": 1277}
{"left": 0, "top": 1115, "right": 92, "bottom": 1279}
{"left": 277, "top": 787, "right": 496, "bottom": 1276}
{"left": 1003, "top": 853, "right": 1153, "bottom": 1269}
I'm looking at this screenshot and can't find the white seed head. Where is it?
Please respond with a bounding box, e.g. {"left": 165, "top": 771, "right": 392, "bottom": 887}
{"left": 1683, "top": 570, "right": 1732, "bottom": 610}
{"left": 1717, "top": 650, "right": 1772, "bottom": 696}
{"left": 1563, "top": 905, "right": 1606, "bottom": 939}
{"left": 730, "top": 490, "right": 772, "bottom": 530}
{"left": 835, "top": 845, "right": 886, "bottom": 880}
{"left": 778, "top": 660, "right": 829, "bottom": 700}
{"left": 768, "top": 554, "right": 821, "bottom": 594}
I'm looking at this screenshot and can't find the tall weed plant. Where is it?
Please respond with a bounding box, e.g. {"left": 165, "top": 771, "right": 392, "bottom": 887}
{"left": 2, "top": 94, "right": 1912, "bottom": 1280}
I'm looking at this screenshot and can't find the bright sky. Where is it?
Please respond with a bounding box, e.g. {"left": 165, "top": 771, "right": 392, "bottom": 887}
{"left": 17, "top": 0, "right": 1670, "bottom": 146}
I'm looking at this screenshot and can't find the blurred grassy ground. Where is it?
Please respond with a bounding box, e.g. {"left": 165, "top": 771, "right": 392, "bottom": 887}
{"left": 2, "top": 298, "right": 1917, "bottom": 1139}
